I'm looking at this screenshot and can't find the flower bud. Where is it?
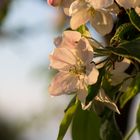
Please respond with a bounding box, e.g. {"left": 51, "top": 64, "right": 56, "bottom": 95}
{"left": 47, "top": 0, "right": 61, "bottom": 6}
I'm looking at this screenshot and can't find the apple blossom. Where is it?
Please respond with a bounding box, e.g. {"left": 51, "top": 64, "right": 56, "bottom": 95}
{"left": 109, "top": 58, "right": 131, "bottom": 86}
{"left": 109, "top": 58, "right": 133, "bottom": 92}
{"left": 116, "top": 0, "right": 140, "bottom": 16}
{"left": 49, "top": 31, "right": 99, "bottom": 107}
{"left": 68, "top": 0, "right": 116, "bottom": 35}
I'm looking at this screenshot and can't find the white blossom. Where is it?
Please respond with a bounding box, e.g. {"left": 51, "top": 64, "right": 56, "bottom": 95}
{"left": 116, "top": 0, "right": 140, "bottom": 16}
{"left": 49, "top": 31, "right": 99, "bottom": 107}
{"left": 69, "top": 0, "right": 115, "bottom": 35}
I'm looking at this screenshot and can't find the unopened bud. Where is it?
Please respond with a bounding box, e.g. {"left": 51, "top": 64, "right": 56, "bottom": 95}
{"left": 47, "top": 0, "right": 61, "bottom": 6}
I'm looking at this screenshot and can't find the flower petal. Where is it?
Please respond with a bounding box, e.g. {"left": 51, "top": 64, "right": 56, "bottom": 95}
{"left": 87, "top": 0, "right": 114, "bottom": 9}
{"left": 94, "top": 88, "right": 120, "bottom": 114}
{"left": 116, "top": 0, "right": 140, "bottom": 9}
{"left": 54, "top": 36, "right": 62, "bottom": 47}
{"left": 70, "top": 7, "right": 91, "bottom": 30}
{"left": 86, "top": 63, "right": 99, "bottom": 85}
{"left": 77, "top": 86, "right": 92, "bottom": 110}
{"left": 49, "top": 72, "right": 78, "bottom": 96}
{"left": 109, "top": 59, "right": 131, "bottom": 85}
{"left": 54, "top": 31, "right": 81, "bottom": 49}
{"left": 49, "top": 47, "right": 77, "bottom": 70}
{"left": 106, "top": 2, "right": 120, "bottom": 15}
{"left": 69, "top": 0, "right": 86, "bottom": 16}
{"left": 61, "top": 31, "right": 81, "bottom": 48}
{"left": 62, "top": 0, "right": 75, "bottom": 15}
{"left": 113, "top": 58, "right": 131, "bottom": 72}
{"left": 110, "top": 72, "right": 130, "bottom": 86}
{"left": 76, "top": 38, "right": 93, "bottom": 63}
{"left": 135, "top": 6, "right": 140, "bottom": 16}
{"left": 90, "top": 10, "right": 113, "bottom": 35}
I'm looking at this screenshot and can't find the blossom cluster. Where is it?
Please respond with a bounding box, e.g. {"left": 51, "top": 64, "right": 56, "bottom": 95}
{"left": 48, "top": 0, "right": 140, "bottom": 35}
{"left": 48, "top": 0, "right": 140, "bottom": 114}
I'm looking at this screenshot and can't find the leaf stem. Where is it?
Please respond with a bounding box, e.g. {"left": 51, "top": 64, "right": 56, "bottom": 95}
{"left": 123, "top": 125, "right": 137, "bottom": 140}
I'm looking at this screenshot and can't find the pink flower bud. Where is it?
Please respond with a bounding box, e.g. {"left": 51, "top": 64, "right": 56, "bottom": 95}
{"left": 47, "top": 0, "right": 61, "bottom": 6}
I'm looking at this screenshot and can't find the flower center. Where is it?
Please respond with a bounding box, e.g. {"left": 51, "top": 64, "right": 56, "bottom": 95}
{"left": 69, "top": 59, "right": 86, "bottom": 75}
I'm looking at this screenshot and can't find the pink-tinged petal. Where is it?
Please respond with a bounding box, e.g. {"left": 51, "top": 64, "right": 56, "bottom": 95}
{"left": 87, "top": 0, "right": 114, "bottom": 9}
{"left": 48, "top": 0, "right": 62, "bottom": 6}
{"left": 76, "top": 38, "right": 93, "bottom": 63}
{"left": 106, "top": 3, "right": 120, "bottom": 15}
{"left": 61, "top": 31, "right": 81, "bottom": 49}
{"left": 69, "top": 0, "right": 86, "bottom": 16}
{"left": 49, "top": 47, "right": 77, "bottom": 70}
{"left": 109, "top": 59, "right": 131, "bottom": 85}
{"left": 135, "top": 6, "right": 140, "bottom": 16}
{"left": 113, "top": 58, "right": 131, "bottom": 72}
{"left": 54, "top": 36, "right": 62, "bottom": 47}
{"left": 54, "top": 31, "right": 81, "bottom": 49}
{"left": 70, "top": 8, "right": 91, "bottom": 30}
{"left": 94, "top": 88, "right": 120, "bottom": 114}
{"left": 116, "top": 0, "right": 140, "bottom": 9}
{"left": 49, "top": 72, "right": 78, "bottom": 96}
{"left": 86, "top": 63, "right": 99, "bottom": 85}
{"left": 90, "top": 10, "right": 113, "bottom": 35}
{"left": 62, "top": 0, "right": 75, "bottom": 15}
{"left": 77, "top": 88, "right": 87, "bottom": 104}
{"left": 115, "top": 0, "right": 131, "bottom": 9}
{"left": 77, "top": 78, "right": 92, "bottom": 110}
{"left": 110, "top": 72, "right": 130, "bottom": 86}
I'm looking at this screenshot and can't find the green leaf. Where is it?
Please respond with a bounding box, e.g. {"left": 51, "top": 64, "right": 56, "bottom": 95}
{"left": 72, "top": 104, "right": 100, "bottom": 140}
{"left": 120, "top": 73, "right": 140, "bottom": 108}
{"left": 127, "top": 9, "right": 140, "bottom": 31}
{"left": 107, "top": 38, "right": 140, "bottom": 63}
{"left": 86, "top": 68, "right": 105, "bottom": 105}
{"left": 137, "top": 104, "right": 140, "bottom": 133}
{"left": 100, "top": 113, "right": 122, "bottom": 140}
{"left": 57, "top": 101, "right": 79, "bottom": 140}
{"left": 110, "top": 23, "right": 139, "bottom": 46}
{"left": 64, "top": 96, "right": 76, "bottom": 112}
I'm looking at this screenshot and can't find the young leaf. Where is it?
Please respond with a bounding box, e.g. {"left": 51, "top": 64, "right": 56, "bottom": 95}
{"left": 127, "top": 9, "right": 140, "bottom": 31}
{"left": 107, "top": 38, "right": 140, "bottom": 63}
{"left": 137, "top": 104, "right": 140, "bottom": 133}
{"left": 94, "top": 88, "right": 120, "bottom": 114}
{"left": 72, "top": 104, "right": 100, "bottom": 140}
{"left": 120, "top": 73, "right": 140, "bottom": 108}
{"left": 57, "top": 101, "right": 79, "bottom": 140}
